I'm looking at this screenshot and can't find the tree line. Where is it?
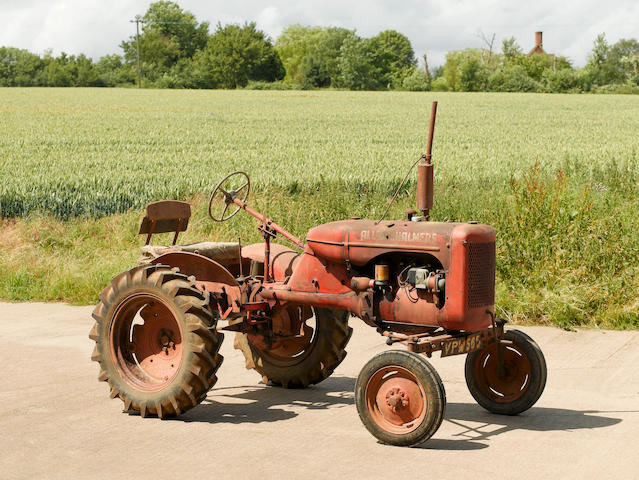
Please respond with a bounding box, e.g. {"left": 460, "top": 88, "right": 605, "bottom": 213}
{"left": 1, "top": 1, "right": 638, "bottom": 93}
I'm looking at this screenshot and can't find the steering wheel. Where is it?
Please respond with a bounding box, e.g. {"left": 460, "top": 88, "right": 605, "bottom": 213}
{"left": 208, "top": 171, "right": 251, "bottom": 222}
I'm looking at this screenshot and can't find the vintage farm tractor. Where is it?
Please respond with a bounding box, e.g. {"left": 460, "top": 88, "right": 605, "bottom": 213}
{"left": 90, "top": 102, "right": 547, "bottom": 446}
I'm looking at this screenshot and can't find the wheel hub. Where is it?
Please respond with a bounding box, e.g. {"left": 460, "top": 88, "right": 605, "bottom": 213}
{"left": 474, "top": 342, "right": 532, "bottom": 402}
{"left": 159, "top": 330, "right": 177, "bottom": 356}
{"left": 366, "top": 366, "right": 427, "bottom": 433}
{"left": 109, "top": 294, "right": 184, "bottom": 392}
{"left": 385, "top": 387, "right": 409, "bottom": 411}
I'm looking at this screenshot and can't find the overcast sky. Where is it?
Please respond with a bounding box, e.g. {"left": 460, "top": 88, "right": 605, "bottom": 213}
{"left": 1, "top": 0, "right": 637, "bottom": 67}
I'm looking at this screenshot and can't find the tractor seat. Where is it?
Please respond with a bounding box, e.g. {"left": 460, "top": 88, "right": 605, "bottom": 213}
{"left": 139, "top": 242, "right": 241, "bottom": 265}
{"left": 139, "top": 200, "right": 191, "bottom": 246}
{"left": 138, "top": 200, "right": 240, "bottom": 265}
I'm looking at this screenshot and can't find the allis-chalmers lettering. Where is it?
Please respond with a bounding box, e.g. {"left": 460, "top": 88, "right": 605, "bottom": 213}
{"left": 359, "top": 230, "right": 434, "bottom": 243}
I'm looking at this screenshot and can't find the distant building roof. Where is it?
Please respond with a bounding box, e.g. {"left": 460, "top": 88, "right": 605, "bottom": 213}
{"left": 528, "top": 31, "right": 555, "bottom": 57}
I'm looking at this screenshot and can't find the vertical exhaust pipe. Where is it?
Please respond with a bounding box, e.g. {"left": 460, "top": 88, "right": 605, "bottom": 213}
{"left": 417, "top": 101, "right": 437, "bottom": 220}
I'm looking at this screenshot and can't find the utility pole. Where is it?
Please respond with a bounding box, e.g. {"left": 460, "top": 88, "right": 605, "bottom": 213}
{"left": 129, "top": 16, "right": 194, "bottom": 89}
{"left": 130, "top": 15, "right": 142, "bottom": 88}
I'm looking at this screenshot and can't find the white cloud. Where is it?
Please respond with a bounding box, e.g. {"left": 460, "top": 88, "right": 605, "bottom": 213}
{"left": 0, "top": 0, "right": 637, "bottom": 66}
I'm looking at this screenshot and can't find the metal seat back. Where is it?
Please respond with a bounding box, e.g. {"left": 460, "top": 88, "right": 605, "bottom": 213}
{"left": 138, "top": 200, "right": 191, "bottom": 245}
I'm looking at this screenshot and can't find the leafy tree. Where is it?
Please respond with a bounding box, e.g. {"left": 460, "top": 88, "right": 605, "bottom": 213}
{"left": 608, "top": 38, "right": 639, "bottom": 83}
{"left": 96, "top": 54, "right": 135, "bottom": 86}
{"left": 542, "top": 68, "right": 587, "bottom": 93}
{"left": 401, "top": 67, "right": 430, "bottom": 91}
{"left": 300, "top": 52, "right": 330, "bottom": 88}
{"left": 195, "top": 22, "right": 284, "bottom": 88}
{"left": 502, "top": 36, "right": 522, "bottom": 63}
{"left": 443, "top": 52, "right": 460, "bottom": 91}
{"left": 336, "top": 35, "right": 378, "bottom": 90}
{"left": 0, "top": 47, "right": 44, "bottom": 86}
{"left": 430, "top": 76, "right": 448, "bottom": 91}
{"left": 276, "top": 25, "right": 353, "bottom": 87}
{"left": 488, "top": 65, "right": 541, "bottom": 92}
{"left": 430, "top": 64, "right": 444, "bottom": 80}
{"left": 43, "top": 52, "right": 73, "bottom": 86}
{"left": 120, "top": 1, "right": 208, "bottom": 74}
{"left": 368, "top": 30, "right": 416, "bottom": 87}
{"left": 586, "top": 33, "right": 616, "bottom": 85}
{"left": 276, "top": 25, "right": 323, "bottom": 84}
{"left": 317, "top": 28, "right": 355, "bottom": 85}
{"left": 73, "top": 54, "right": 100, "bottom": 86}
{"left": 513, "top": 53, "right": 553, "bottom": 81}
{"left": 460, "top": 56, "right": 489, "bottom": 91}
{"left": 443, "top": 49, "right": 486, "bottom": 91}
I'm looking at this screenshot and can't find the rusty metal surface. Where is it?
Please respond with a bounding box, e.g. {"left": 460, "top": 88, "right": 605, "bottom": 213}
{"left": 470, "top": 339, "right": 533, "bottom": 403}
{"left": 109, "top": 293, "right": 184, "bottom": 392}
{"left": 305, "top": 219, "right": 452, "bottom": 266}
{"left": 425, "top": 101, "right": 438, "bottom": 162}
{"left": 150, "top": 252, "right": 237, "bottom": 286}
{"left": 467, "top": 242, "right": 496, "bottom": 308}
{"left": 416, "top": 162, "right": 433, "bottom": 214}
{"left": 383, "top": 325, "right": 500, "bottom": 358}
{"left": 144, "top": 200, "right": 191, "bottom": 222}
{"left": 417, "top": 101, "right": 437, "bottom": 219}
{"left": 365, "top": 365, "right": 426, "bottom": 434}
{"left": 240, "top": 202, "right": 305, "bottom": 249}
{"left": 139, "top": 200, "right": 191, "bottom": 246}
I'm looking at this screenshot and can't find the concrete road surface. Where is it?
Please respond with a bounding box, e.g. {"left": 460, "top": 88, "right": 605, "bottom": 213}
{"left": 1, "top": 302, "right": 637, "bottom": 480}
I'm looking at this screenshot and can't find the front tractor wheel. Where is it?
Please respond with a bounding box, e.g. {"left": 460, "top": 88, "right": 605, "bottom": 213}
{"left": 89, "top": 265, "right": 224, "bottom": 417}
{"left": 234, "top": 307, "right": 352, "bottom": 388}
{"left": 465, "top": 329, "right": 547, "bottom": 415}
{"left": 355, "top": 350, "right": 446, "bottom": 447}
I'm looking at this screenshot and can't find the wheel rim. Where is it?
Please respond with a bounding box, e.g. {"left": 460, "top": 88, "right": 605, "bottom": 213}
{"left": 251, "top": 306, "right": 317, "bottom": 367}
{"left": 365, "top": 365, "right": 427, "bottom": 434}
{"left": 473, "top": 340, "right": 532, "bottom": 403}
{"left": 109, "top": 293, "right": 184, "bottom": 392}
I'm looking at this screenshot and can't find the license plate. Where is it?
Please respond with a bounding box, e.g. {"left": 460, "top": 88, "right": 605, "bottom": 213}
{"left": 441, "top": 333, "right": 483, "bottom": 357}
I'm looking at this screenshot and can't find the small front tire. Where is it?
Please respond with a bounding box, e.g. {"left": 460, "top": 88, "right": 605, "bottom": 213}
{"left": 355, "top": 350, "right": 446, "bottom": 447}
{"left": 465, "top": 329, "right": 546, "bottom": 415}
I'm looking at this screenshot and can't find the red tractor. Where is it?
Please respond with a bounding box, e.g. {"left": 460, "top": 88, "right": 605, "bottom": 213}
{"left": 90, "top": 102, "right": 546, "bottom": 446}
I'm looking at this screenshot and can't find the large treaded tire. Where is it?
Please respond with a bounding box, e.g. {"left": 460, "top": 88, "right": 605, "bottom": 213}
{"left": 465, "top": 329, "right": 546, "bottom": 415}
{"left": 89, "top": 264, "right": 224, "bottom": 418}
{"left": 234, "top": 308, "right": 352, "bottom": 388}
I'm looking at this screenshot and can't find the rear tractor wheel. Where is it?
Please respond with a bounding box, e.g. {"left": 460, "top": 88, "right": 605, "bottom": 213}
{"left": 89, "top": 264, "right": 224, "bottom": 417}
{"left": 234, "top": 307, "right": 352, "bottom": 388}
{"left": 465, "top": 329, "right": 546, "bottom": 415}
{"left": 355, "top": 350, "right": 446, "bottom": 447}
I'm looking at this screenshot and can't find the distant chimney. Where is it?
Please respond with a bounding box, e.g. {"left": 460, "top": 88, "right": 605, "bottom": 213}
{"left": 535, "top": 31, "right": 543, "bottom": 48}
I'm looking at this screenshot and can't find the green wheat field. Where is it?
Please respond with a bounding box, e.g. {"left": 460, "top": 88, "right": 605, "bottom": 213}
{"left": 1, "top": 88, "right": 637, "bottom": 328}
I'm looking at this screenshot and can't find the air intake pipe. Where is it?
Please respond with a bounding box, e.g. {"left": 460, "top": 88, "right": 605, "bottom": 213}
{"left": 417, "top": 101, "right": 437, "bottom": 220}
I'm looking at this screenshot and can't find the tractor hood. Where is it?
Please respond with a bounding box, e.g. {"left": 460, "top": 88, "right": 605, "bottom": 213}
{"left": 305, "top": 219, "right": 495, "bottom": 267}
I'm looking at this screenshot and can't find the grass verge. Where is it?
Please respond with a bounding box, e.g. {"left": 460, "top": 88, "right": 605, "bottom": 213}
{"left": 1, "top": 165, "right": 636, "bottom": 329}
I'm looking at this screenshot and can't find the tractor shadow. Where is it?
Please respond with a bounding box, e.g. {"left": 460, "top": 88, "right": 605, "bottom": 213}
{"left": 414, "top": 402, "right": 625, "bottom": 450}
{"left": 172, "top": 375, "right": 624, "bottom": 452}
{"left": 175, "top": 375, "right": 356, "bottom": 425}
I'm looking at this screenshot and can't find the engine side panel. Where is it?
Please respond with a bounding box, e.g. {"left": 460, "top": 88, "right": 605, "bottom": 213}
{"left": 304, "top": 219, "right": 496, "bottom": 331}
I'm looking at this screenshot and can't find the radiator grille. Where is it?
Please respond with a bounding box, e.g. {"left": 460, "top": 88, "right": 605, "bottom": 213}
{"left": 467, "top": 242, "right": 495, "bottom": 308}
